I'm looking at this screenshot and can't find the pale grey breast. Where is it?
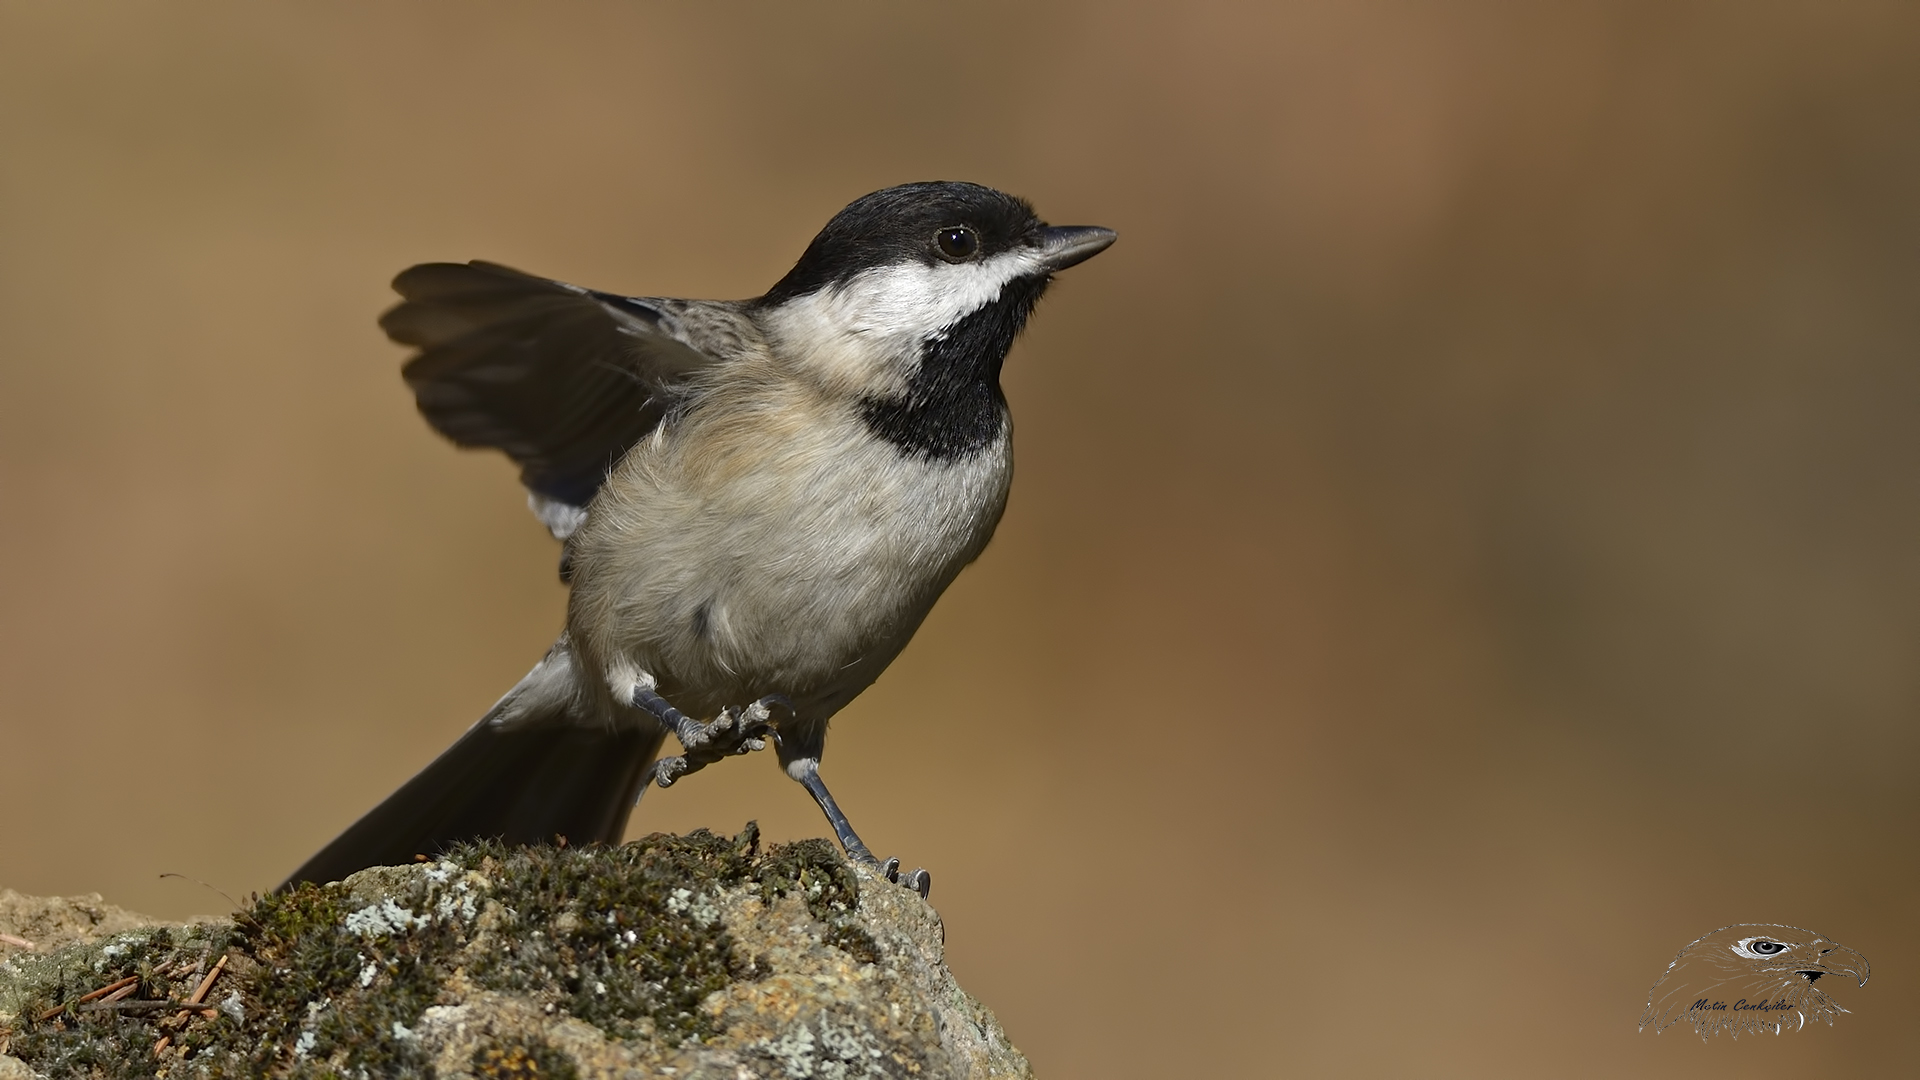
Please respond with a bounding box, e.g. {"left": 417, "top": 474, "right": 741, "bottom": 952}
{"left": 566, "top": 379, "right": 1013, "bottom": 721}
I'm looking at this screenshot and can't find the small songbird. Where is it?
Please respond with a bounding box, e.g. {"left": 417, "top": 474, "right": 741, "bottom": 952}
{"left": 282, "top": 182, "right": 1115, "bottom": 897}
{"left": 1639, "top": 923, "right": 1870, "bottom": 1039}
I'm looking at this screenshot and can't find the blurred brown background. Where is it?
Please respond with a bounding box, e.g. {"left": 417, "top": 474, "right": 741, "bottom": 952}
{"left": 3, "top": 2, "right": 1916, "bottom": 1076}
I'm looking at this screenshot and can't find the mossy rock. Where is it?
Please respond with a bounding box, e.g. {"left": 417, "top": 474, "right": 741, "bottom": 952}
{"left": 0, "top": 826, "right": 1031, "bottom": 1079}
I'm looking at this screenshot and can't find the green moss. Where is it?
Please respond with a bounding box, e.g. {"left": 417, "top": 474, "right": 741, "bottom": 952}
{"left": 7, "top": 924, "right": 238, "bottom": 1080}
{"left": 472, "top": 1035, "right": 577, "bottom": 1079}
{"left": 237, "top": 880, "right": 453, "bottom": 1075}
{"left": 753, "top": 836, "right": 879, "bottom": 966}
{"left": 751, "top": 837, "right": 861, "bottom": 922}
{"left": 822, "top": 923, "right": 883, "bottom": 967}
{"left": 3, "top": 825, "right": 877, "bottom": 1078}
{"left": 457, "top": 824, "right": 876, "bottom": 1044}
{"left": 461, "top": 829, "right": 750, "bottom": 1042}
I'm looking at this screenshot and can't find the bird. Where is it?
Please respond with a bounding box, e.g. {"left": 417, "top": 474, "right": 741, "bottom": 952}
{"left": 1639, "top": 923, "right": 1870, "bottom": 1039}
{"left": 281, "top": 181, "right": 1116, "bottom": 897}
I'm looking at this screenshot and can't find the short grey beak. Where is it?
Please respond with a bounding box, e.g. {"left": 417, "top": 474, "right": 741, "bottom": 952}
{"left": 1037, "top": 226, "right": 1117, "bottom": 272}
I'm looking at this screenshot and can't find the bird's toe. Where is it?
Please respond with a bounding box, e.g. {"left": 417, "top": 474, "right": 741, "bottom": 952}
{"left": 874, "top": 856, "right": 931, "bottom": 899}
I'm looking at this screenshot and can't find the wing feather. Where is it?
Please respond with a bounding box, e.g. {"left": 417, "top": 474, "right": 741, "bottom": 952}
{"left": 384, "top": 260, "right": 727, "bottom": 509}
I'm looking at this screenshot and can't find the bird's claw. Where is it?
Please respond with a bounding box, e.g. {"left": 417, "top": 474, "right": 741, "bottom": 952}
{"left": 878, "top": 856, "right": 931, "bottom": 899}
{"left": 654, "top": 695, "right": 789, "bottom": 788}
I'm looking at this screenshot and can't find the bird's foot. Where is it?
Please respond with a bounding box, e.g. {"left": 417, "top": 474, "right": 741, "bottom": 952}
{"left": 876, "top": 856, "right": 932, "bottom": 900}
{"left": 653, "top": 695, "right": 789, "bottom": 788}
{"left": 785, "top": 756, "right": 932, "bottom": 900}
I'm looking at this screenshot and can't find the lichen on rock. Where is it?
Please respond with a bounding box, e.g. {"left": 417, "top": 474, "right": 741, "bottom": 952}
{"left": 0, "top": 825, "right": 1033, "bottom": 1079}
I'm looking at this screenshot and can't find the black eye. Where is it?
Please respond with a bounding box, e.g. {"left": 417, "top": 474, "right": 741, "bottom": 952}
{"left": 936, "top": 226, "right": 979, "bottom": 261}
{"left": 1751, "top": 941, "right": 1785, "bottom": 955}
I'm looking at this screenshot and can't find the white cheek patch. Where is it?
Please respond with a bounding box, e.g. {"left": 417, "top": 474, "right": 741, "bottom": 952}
{"left": 765, "top": 249, "right": 1047, "bottom": 393}
{"left": 833, "top": 250, "right": 1048, "bottom": 341}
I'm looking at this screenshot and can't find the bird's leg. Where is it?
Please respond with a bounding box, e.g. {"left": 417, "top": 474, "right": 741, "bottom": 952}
{"left": 785, "top": 755, "right": 932, "bottom": 900}
{"left": 633, "top": 686, "right": 782, "bottom": 787}
{"left": 632, "top": 683, "right": 932, "bottom": 899}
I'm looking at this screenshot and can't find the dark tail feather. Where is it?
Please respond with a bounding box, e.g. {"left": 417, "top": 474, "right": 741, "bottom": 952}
{"left": 281, "top": 719, "right": 663, "bottom": 889}
{"left": 281, "top": 638, "right": 662, "bottom": 888}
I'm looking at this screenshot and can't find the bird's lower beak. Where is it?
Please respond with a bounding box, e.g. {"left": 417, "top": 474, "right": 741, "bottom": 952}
{"left": 1037, "top": 226, "right": 1117, "bottom": 272}
{"left": 1803, "top": 944, "right": 1871, "bottom": 987}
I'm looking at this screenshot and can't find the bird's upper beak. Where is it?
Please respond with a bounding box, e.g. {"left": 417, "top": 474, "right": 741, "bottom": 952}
{"left": 1802, "top": 943, "right": 1871, "bottom": 987}
{"left": 1036, "top": 226, "right": 1117, "bottom": 272}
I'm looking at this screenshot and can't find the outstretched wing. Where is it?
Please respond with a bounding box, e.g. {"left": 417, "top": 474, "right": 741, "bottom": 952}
{"left": 382, "top": 260, "right": 725, "bottom": 514}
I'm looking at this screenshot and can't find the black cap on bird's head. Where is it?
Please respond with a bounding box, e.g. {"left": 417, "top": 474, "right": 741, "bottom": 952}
{"left": 761, "top": 181, "right": 1116, "bottom": 305}
{"left": 754, "top": 181, "right": 1114, "bottom": 460}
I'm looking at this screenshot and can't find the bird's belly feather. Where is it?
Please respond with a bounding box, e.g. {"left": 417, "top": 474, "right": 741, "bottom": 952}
{"left": 566, "top": 405, "right": 1011, "bottom": 720}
